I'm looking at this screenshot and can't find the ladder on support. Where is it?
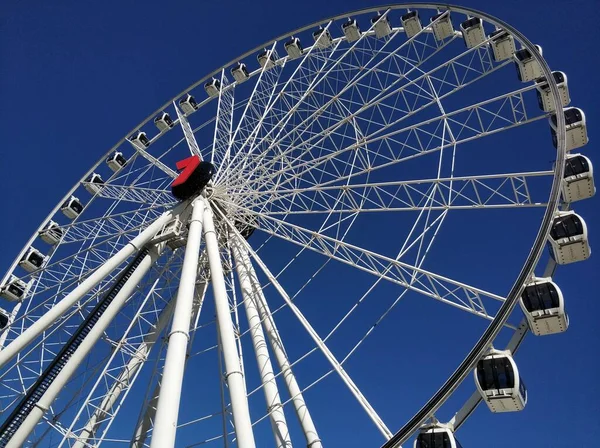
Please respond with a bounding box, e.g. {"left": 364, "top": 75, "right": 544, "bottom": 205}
{"left": 0, "top": 248, "right": 150, "bottom": 446}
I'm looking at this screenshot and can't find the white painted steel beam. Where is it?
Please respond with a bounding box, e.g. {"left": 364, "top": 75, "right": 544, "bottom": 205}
{"left": 150, "top": 198, "right": 205, "bottom": 448}
{"left": 203, "top": 199, "right": 256, "bottom": 448}
{"left": 0, "top": 205, "right": 184, "bottom": 370}
{"left": 231, "top": 236, "right": 292, "bottom": 448}
{"left": 7, "top": 245, "right": 164, "bottom": 448}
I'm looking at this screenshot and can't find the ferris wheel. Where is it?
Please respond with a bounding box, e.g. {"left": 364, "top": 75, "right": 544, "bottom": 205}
{"left": 0, "top": 3, "right": 594, "bottom": 448}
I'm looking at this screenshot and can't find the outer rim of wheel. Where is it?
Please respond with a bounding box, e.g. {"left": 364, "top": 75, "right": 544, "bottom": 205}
{"left": 0, "top": 4, "right": 566, "bottom": 445}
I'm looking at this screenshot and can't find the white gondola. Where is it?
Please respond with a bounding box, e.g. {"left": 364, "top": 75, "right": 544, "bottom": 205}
{"left": 548, "top": 211, "right": 590, "bottom": 264}
{"left": 460, "top": 17, "right": 485, "bottom": 48}
{"left": 154, "top": 112, "right": 174, "bottom": 131}
{"left": 520, "top": 277, "right": 568, "bottom": 336}
{"left": 61, "top": 196, "right": 84, "bottom": 219}
{"left": 129, "top": 131, "right": 150, "bottom": 149}
{"left": 39, "top": 220, "right": 63, "bottom": 245}
{"left": 536, "top": 71, "right": 570, "bottom": 112}
{"left": 231, "top": 62, "right": 250, "bottom": 83}
{"left": 284, "top": 37, "right": 303, "bottom": 59}
{"left": 312, "top": 27, "right": 333, "bottom": 49}
{"left": 415, "top": 423, "right": 463, "bottom": 448}
{"left": 401, "top": 10, "right": 422, "bottom": 38}
{"left": 562, "top": 154, "right": 595, "bottom": 202}
{"left": 106, "top": 151, "right": 127, "bottom": 172}
{"left": 549, "top": 107, "right": 588, "bottom": 151}
{"left": 342, "top": 18, "right": 361, "bottom": 42}
{"left": 430, "top": 11, "right": 454, "bottom": 41}
{"left": 488, "top": 29, "right": 515, "bottom": 62}
{"left": 514, "top": 45, "right": 543, "bottom": 82}
{"left": 371, "top": 13, "right": 392, "bottom": 39}
{"left": 474, "top": 349, "right": 527, "bottom": 413}
{"left": 19, "top": 247, "right": 47, "bottom": 273}
{"left": 257, "top": 49, "right": 277, "bottom": 69}
{"left": 0, "top": 276, "right": 27, "bottom": 302}
{"left": 84, "top": 173, "right": 104, "bottom": 195}
{"left": 179, "top": 93, "right": 199, "bottom": 114}
{"left": 204, "top": 78, "right": 221, "bottom": 97}
{"left": 0, "top": 308, "right": 10, "bottom": 331}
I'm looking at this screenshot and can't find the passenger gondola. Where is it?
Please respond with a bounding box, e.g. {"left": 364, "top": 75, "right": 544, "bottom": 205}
{"left": 231, "top": 62, "right": 250, "bottom": 83}
{"left": 430, "top": 11, "right": 454, "bottom": 41}
{"left": 514, "top": 45, "right": 543, "bottom": 82}
{"left": 342, "top": 18, "right": 361, "bottom": 42}
{"left": 179, "top": 93, "right": 199, "bottom": 114}
{"left": 401, "top": 10, "right": 422, "bottom": 38}
{"left": 0, "top": 276, "right": 27, "bottom": 302}
{"left": 61, "top": 196, "right": 84, "bottom": 219}
{"left": 415, "top": 423, "right": 463, "bottom": 448}
{"left": 129, "top": 131, "right": 150, "bottom": 149}
{"left": 549, "top": 107, "right": 588, "bottom": 151}
{"left": 562, "top": 154, "right": 595, "bottom": 202}
{"left": 313, "top": 27, "right": 333, "bottom": 48}
{"left": 460, "top": 17, "right": 485, "bottom": 48}
{"left": 0, "top": 308, "right": 10, "bottom": 331}
{"left": 536, "top": 71, "right": 570, "bottom": 112}
{"left": 257, "top": 49, "right": 277, "bottom": 69}
{"left": 19, "top": 247, "right": 47, "bottom": 273}
{"left": 84, "top": 173, "right": 104, "bottom": 195}
{"left": 154, "top": 112, "right": 174, "bottom": 131}
{"left": 106, "top": 151, "right": 127, "bottom": 172}
{"left": 548, "top": 211, "right": 591, "bottom": 264}
{"left": 204, "top": 78, "right": 221, "bottom": 97}
{"left": 488, "top": 28, "right": 515, "bottom": 62}
{"left": 474, "top": 349, "right": 527, "bottom": 412}
{"left": 371, "top": 13, "right": 392, "bottom": 39}
{"left": 39, "top": 220, "right": 63, "bottom": 245}
{"left": 285, "top": 37, "right": 303, "bottom": 59}
{"left": 520, "top": 277, "right": 568, "bottom": 336}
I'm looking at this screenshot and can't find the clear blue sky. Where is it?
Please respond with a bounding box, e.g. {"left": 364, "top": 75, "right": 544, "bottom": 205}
{"left": 1, "top": 1, "right": 599, "bottom": 447}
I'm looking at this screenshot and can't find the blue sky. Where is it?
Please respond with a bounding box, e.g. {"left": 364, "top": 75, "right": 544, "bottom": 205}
{"left": 1, "top": 1, "right": 599, "bottom": 447}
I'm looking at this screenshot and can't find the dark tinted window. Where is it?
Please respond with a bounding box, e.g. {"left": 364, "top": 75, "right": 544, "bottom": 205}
{"left": 476, "top": 356, "right": 515, "bottom": 390}
{"left": 0, "top": 312, "right": 9, "bottom": 329}
{"left": 550, "top": 215, "right": 583, "bottom": 240}
{"left": 28, "top": 251, "right": 44, "bottom": 266}
{"left": 70, "top": 200, "right": 84, "bottom": 214}
{"left": 416, "top": 431, "right": 452, "bottom": 448}
{"left": 343, "top": 19, "right": 357, "bottom": 29}
{"left": 8, "top": 284, "right": 23, "bottom": 296}
{"left": 564, "top": 156, "right": 590, "bottom": 178}
{"left": 522, "top": 282, "right": 560, "bottom": 312}
{"left": 565, "top": 108, "right": 583, "bottom": 124}
{"left": 461, "top": 17, "right": 481, "bottom": 29}
{"left": 402, "top": 11, "right": 418, "bottom": 21}
{"left": 515, "top": 48, "right": 532, "bottom": 62}
{"left": 431, "top": 12, "right": 450, "bottom": 22}
{"left": 489, "top": 29, "right": 508, "bottom": 40}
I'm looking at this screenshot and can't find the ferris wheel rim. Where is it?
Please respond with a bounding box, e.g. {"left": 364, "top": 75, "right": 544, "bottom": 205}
{"left": 0, "top": 3, "right": 570, "bottom": 446}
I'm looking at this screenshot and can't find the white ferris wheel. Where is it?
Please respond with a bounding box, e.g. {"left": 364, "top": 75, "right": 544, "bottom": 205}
{"left": 0, "top": 4, "right": 594, "bottom": 448}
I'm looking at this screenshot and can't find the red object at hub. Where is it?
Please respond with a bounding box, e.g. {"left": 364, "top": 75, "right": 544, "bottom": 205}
{"left": 171, "top": 155, "right": 215, "bottom": 201}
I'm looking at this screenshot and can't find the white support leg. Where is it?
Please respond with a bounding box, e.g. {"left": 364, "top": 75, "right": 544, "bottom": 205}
{"left": 203, "top": 199, "right": 256, "bottom": 448}
{"left": 131, "top": 276, "right": 208, "bottom": 448}
{"left": 241, "top": 237, "right": 393, "bottom": 440}
{"left": 231, "top": 237, "right": 292, "bottom": 448}
{"left": 71, "top": 283, "right": 207, "bottom": 448}
{"left": 0, "top": 205, "right": 184, "bottom": 369}
{"left": 232, "top": 237, "right": 322, "bottom": 448}
{"left": 6, "top": 245, "right": 164, "bottom": 448}
{"left": 150, "top": 198, "right": 205, "bottom": 448}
